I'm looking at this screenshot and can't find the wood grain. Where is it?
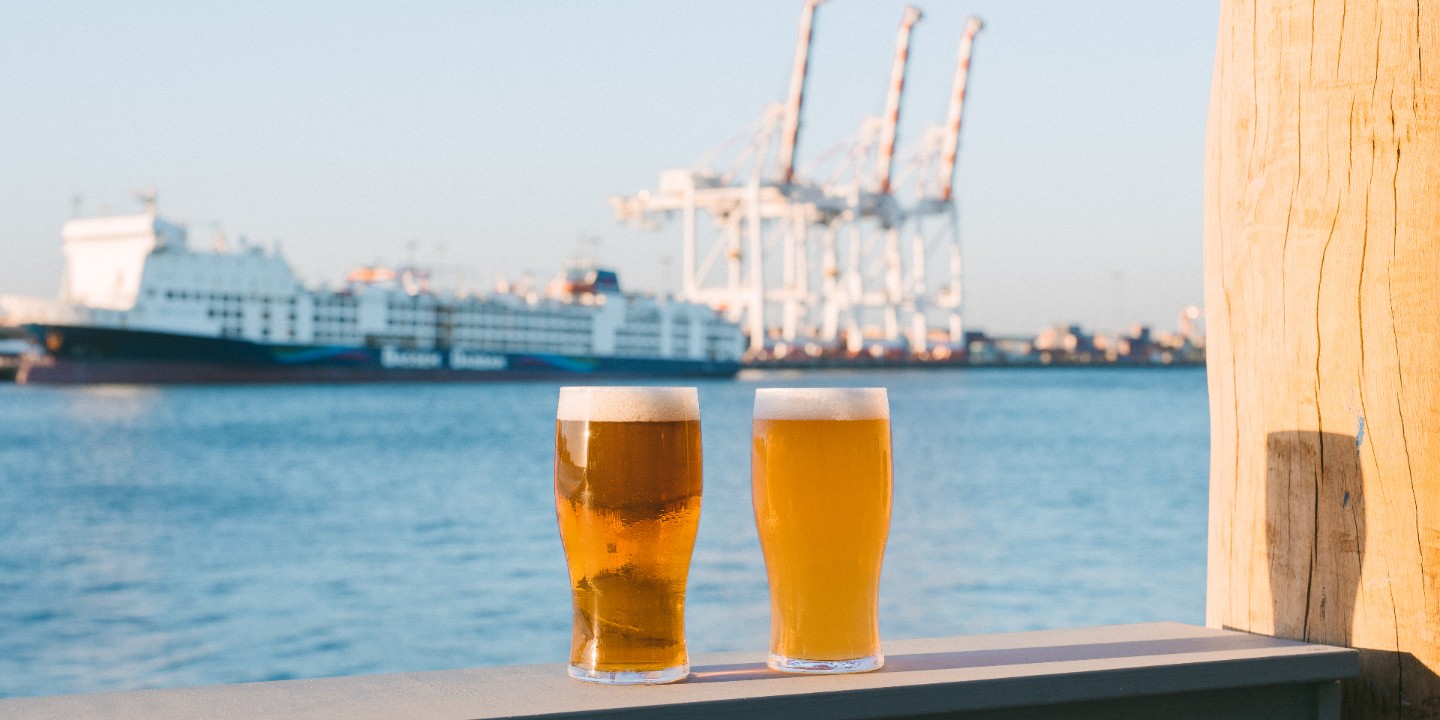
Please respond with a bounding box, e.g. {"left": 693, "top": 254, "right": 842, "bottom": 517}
{"left": 1204, "top": 1, "right": 1440, "bottom": 717}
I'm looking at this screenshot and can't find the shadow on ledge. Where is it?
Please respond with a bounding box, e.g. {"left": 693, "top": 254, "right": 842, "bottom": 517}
{"left": 689, "top": 634, "right": 1301, "bottom": 684}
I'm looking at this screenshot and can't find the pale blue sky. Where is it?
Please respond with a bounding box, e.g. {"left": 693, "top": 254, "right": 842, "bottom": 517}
{"left": 0, "top": 1, "right": 1218, "bottom": 335}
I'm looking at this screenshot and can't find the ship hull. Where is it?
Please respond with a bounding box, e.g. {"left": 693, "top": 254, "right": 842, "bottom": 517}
{"left": 18, "top": 325, "right": 740, "bottom": 385}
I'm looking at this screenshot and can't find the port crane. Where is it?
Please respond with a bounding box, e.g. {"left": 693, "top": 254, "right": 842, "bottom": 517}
{"left": 895, "top": 14, "right": 983, "bottom": 352}
{"left": 611, "top": 2, "right": 982, "bottom": 359}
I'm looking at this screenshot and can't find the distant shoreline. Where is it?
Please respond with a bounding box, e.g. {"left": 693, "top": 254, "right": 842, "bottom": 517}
{"left": 743, "top": 361, "right": 1205, "bottom": 372}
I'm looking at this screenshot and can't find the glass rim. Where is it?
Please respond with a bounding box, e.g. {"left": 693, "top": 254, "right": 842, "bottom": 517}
{"left": 753, "top": 387, "right": 887, "bottom": 396}
{"left": 753, "top": 387, "right": 889, "bottom": 421}
{"left": 558, "top": 385, "right": 698, "bottom": 394}
{"left": 557, "top": 386, "right": 698, "bottom": 422}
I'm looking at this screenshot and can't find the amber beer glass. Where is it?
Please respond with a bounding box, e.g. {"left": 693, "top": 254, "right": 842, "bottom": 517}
{"left": 752, "top": 388, "right": 892, "bottom": 674}
{"left": 554, "top": 387, "right": 702, "bottom": 684}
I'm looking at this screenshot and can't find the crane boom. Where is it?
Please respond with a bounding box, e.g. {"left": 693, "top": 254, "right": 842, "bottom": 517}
{"left": 777, "top": 0, "right": 825, "bottom": 186}
{"left": 937, "top": 16, "right": 983, "bottom": 202}
{"left": 609, "top": 2, "right": 970, "bottom": 360}
{"left": 875, "top": 5, "right": 923, "bottom": 196}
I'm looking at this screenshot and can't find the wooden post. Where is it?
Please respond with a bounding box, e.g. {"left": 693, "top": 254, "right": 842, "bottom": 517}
{"left": 1204, "top": 1, "right": 1440, "bottom": 717}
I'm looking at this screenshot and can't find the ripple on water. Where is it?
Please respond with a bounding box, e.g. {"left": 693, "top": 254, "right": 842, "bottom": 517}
{"left": 0, "top": 369, "right": 1209, "bottom": 698}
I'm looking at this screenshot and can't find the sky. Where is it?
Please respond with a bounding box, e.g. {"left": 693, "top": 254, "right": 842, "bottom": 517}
{"left": 0, "top": 1, "right": 1219, "bottom": 336}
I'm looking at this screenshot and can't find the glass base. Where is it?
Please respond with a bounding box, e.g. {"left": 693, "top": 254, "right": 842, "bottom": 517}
{"left": 567, "top": 663, "right": 689, "bottom": 685}
{"left": 768, "top": 653, "right": 884, "bottom": 675}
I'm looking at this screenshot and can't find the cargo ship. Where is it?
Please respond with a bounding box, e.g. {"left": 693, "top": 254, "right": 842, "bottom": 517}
{"left": 0, "top": 331, "right": 27, "bottom": 382}
{"left": 0, "top": 199, "right": 743, "bottom": 384}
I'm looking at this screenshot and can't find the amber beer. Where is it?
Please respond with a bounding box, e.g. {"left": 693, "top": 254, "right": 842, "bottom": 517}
{"left": 752, "top": 388, "right": 892, "bottom": 674}
{"left": 554, "top": 387, "right": 702, "bottom": 684}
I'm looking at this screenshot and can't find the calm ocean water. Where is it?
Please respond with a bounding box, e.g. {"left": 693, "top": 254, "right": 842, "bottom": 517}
{"left": 0, "top": 368, "right": 1209, "bottom": 698}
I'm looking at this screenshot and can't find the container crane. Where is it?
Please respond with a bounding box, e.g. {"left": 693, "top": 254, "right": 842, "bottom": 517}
{"left": 936, "top": 16, "right": 983, "bottom": 204}
{"left": 803, "top": 6, "right": 923, "bottom": 352}
{"left": 876, "top": 6, "right": 922, "bottom": 199}
{"left": 612, "top": 3, "right": 984, "bottom": 362}
{"left": 609, "top": 0, "right": 826, "bottom": 352}
{"left": 900, "top": 16, "right": 982, "bottom": 351}
{"left": 778, "top": 0, "right": 824, "bottom": 187}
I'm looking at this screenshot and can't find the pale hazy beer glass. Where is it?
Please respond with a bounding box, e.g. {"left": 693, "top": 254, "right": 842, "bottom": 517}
{"left": 752, "top": 388, "right": 892, "bottom": 674}
{"left": 554, "top": 387, "right": 702, "bottom": 684}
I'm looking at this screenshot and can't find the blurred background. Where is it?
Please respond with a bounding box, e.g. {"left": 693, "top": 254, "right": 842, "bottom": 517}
{"left": 0, "top": 0, "right": 1218, "bottom": 698}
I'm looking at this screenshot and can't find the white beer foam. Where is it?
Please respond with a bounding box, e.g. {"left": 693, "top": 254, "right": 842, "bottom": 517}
{"left": 753, "top": 388, "right": 889, "bottom": 421}
{"left": 557, "top": 386, "right": 699, "bottom": 422}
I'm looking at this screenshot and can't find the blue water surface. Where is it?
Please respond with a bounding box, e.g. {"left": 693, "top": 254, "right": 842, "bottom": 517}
{"left": 0, "top": 367, "right": 1209, "bottom": 697}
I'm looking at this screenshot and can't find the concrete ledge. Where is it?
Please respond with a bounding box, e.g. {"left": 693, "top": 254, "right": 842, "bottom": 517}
{"left": 0, "top": 622, "right": 1357, "bottom": 720}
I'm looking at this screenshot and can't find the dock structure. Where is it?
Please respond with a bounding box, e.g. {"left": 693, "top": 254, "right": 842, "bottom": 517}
{"left": 611, "top": 3, "right": 983, "bottom": 360}
{"left": 1203, "top": 0, "right": 1440, "bottom": 716}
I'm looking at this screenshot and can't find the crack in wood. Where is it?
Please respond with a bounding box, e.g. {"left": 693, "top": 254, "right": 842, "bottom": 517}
{"left": 1207, "top": 1, "right": 1438, "bottom": 714}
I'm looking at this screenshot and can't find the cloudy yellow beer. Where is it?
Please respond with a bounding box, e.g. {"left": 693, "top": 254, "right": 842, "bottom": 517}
{"left": 752, "top": 388, "right": 892, "bottom": 674}
{"left": 554, "top": 387, "right": 701, "bottom": 685}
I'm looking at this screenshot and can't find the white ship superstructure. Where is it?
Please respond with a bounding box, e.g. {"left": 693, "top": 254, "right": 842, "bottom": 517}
{"left": 1, "top": 201, "right": 743, "bottom": 384}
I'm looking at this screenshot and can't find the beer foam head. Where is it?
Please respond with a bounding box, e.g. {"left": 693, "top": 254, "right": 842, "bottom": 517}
{"left": 557, "top": 386, "right": 699, "bottom": 422}
{"left": 753, "top": 388, "right": 889, "bottom": 421}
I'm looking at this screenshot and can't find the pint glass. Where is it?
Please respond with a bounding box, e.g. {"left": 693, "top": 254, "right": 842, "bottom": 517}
{"left": 752, "top": 388, "right": 892, "bottom": 674}
{"left": 554, "top": 386, "right": 702, "bottom": 684}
